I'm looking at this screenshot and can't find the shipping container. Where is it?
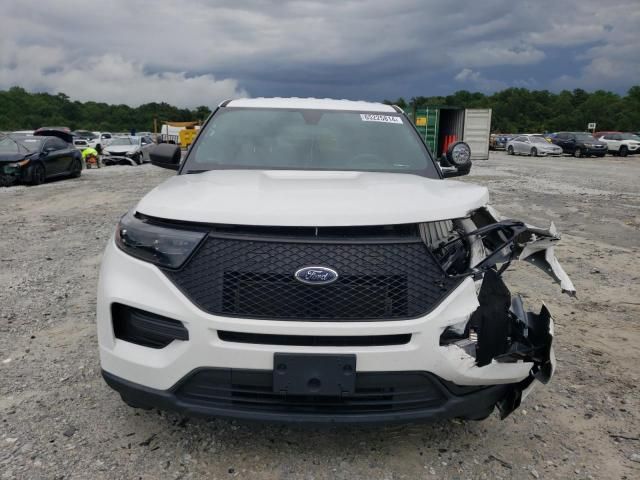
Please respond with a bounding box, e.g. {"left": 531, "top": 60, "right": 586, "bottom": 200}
{"left": 405, "top": 106, "right": 492, "bottom": 160}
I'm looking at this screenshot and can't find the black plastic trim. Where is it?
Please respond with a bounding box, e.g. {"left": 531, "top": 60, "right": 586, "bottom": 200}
{"left": 102, "top": 368, "right": 511, "bottom": 424}
{"left": 112, "top": 304, "right": 189, "bottom": 349}
{"left": 217, "top": 331, "right": 412, "bottom": 347}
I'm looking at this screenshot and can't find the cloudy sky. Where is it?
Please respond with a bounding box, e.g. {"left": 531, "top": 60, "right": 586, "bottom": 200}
{"left": 1, "top": 0, "right": 638, "bottom": 107}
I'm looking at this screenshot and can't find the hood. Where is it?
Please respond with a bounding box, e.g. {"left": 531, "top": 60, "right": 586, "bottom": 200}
{"left": 33, "top": 129, "right": 73, "bottom": 144}
{"left": 135, "top": 170, "right": 490, "bottom": 226}
{"left": 105, "top": 145, "right": 137, "bottom": 154}
{"left": 0, "top": 153, "right": 29, "bottom": 164}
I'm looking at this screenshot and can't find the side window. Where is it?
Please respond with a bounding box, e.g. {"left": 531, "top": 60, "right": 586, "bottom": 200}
{"left": 514, "top": 136, "right": 526, "bottom": 142}
{"left": 141, "top": 137, "right": 150, "bottom": 145}
{"left": 613, "top": 134, "right": 622, "bottom": 141}
{"left": 47, "top": 138, "right": 67, "bottom": 151}
{"left": 603, "top": 135, "right": 612, "bottom": 140}
{"left": 102, "top": 133, "right": 112, "bottom": 139}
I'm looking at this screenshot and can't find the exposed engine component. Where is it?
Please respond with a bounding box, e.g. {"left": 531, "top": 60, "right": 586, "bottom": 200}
{"left": 419, "top": 220, "right": 468, "bottom": 275}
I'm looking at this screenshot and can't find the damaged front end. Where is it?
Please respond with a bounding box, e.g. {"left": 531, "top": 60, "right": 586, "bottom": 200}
{"left": 423, "top": 207, "right": 574, "bottom": 418}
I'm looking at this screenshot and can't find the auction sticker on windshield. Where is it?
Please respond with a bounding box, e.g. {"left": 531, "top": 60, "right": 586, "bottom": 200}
{"left": 360, "top": 114, "right": 403, "bottom": 124}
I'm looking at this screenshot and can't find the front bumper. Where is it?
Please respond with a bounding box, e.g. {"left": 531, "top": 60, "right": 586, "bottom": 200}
{"left": 538, "top": 150, "right": 563, "bottom": 156}
{"left": 584, "top": 146, "right": 607, "bottom": 155}
{"left": 102, "top": 368, "right": 515, "bottom": 424}
{"left": 103, "top": 154, "right": 139, "bottom": 166}
{"left": 98, "top": 237, "right": 555, "bottom": 421}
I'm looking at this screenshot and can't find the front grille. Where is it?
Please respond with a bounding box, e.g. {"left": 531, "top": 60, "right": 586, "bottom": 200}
{"left": 175, "top": 369, "right": 449, "bottom": 414}
{"left": 163, "top": 232, "right": 461, "bottom": 321}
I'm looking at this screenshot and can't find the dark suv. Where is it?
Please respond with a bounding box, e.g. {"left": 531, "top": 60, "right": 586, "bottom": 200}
{"left": 552, "top": 132, "right": 607, "bottom": 157}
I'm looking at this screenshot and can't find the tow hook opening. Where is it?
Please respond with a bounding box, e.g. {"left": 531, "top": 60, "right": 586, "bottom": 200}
{"left": 439, "top": 269, "right": 554, "bottom": 381}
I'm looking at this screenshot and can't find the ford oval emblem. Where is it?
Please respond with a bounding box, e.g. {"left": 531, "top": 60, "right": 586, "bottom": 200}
{"left": 294, "top": 266, "right": 339, "bottom": 285}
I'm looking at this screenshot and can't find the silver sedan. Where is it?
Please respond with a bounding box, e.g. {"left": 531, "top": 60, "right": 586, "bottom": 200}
{"left": 507, "top": 135, "right": 563, "bottom": 156}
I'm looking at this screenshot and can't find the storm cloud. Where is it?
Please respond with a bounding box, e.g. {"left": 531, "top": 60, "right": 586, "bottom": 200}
{"left": 1, "top": 0, "right": 638, "bottom": 106}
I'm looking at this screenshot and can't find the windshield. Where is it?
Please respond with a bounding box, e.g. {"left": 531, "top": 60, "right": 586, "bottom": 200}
{"left": 185, "top": 108, "right": 438, "bottom": 177}
{"left": 73, "top": 131, "right": 97, "bottom": 139}
{"left": 621, "top": 133, "right": 640, "bottom": 141}
{"left": 19, "top": 137, "right": 44, "bottom": 152}
{"left": 574, "top": 133, "right": 595, "bottom": 141}
{"left": 531, "top": 136, "right": 550, "bottom": 144}
{"left": 110, "top": 137, "right": 134, "bottom": 146}
{"left": 0, "top": 136, "right": 19, "bottom": 153}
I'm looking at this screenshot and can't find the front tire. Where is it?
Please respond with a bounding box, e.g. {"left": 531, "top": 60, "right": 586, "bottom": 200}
{"left": 619, "top": 146, "right": 628, "bottom": 157}
{"left": 70, "top": 158, "right": 82, "bottom": 178}
{"left": 573, "top": 147, "right": 583, "bottom": 158}
{"left": 507, "top": 146, "right": 514, "bottom": 155}
{"left": 530, "top": 147, "right": 537, "bottom": 157}
{"left": 29, "top": 163, "right": 46, "bottom": 185}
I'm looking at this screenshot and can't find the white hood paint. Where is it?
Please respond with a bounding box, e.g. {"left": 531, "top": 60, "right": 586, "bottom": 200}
{"left": 135, "top": 170, "right": 489, "bottom": 226}
{"left": 105, "top": 145, "right": 138, "bottom": 155}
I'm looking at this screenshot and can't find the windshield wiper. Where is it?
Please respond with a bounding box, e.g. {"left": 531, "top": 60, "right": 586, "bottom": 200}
{"left": 185, "top": 169, "right": 208, "bottom": 174}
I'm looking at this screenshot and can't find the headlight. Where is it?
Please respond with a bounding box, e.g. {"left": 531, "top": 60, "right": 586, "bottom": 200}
{"left": 8, "top": 159, "right": 30, "bottom": 168}
{"left": 115, "top": 211, "right": 207, "bottom": 269}
{"left": 584, "top": 143, "right": 593, "bottom": 147}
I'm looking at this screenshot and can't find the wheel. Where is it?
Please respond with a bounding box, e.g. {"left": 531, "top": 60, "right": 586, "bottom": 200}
{"left": 0, "top": 175, "right": 17, "bottom": 187}
{"left": 573, "top": 147, "right": 583, "bottom": 158}
{"left": 507, "top": 146, "right": 514, "bottom": 155}
{"left": 29, "top": 163, "right": 46, "bottom": 185}
{"left": 619, "top": 146, "right": 628, "bottom": 157}
{"left": 530, "top": 147, "right": 537, "bottom": 157}
{"left": 70, "top": 158, "right": 82, "bottom": 178}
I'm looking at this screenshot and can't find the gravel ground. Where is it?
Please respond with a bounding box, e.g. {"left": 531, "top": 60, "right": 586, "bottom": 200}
{"left": 1, "top": 153, "right": 639, "bottom": 479}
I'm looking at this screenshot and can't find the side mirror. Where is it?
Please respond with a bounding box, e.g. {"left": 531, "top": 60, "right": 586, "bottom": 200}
{"left": 441, "top": 141, "right": 472, "bottom": 178}
{"left": 150, "top": 144, "right": 181, "bottom": 171}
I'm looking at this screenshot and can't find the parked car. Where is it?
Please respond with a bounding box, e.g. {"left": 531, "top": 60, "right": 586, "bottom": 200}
{"left": 489, "top": 134, "right": 513, "bottom": 150}
{"left": 71, "top": 130, "right": 113, "bottom": 153}
{"left": 102, "top": 136, "right": 154, "bottom": 165}
{"left": 551, "top": 132, "right": 607, "bottom": 157}
{"left": 35, "top": 126, "right": 71, "bottom": 134}
{"left": 73, "top": 138, "right": 91, "bottom": 151}
{"left": 98, "top": 98, "right": 574, "bottom": 424}
{"left": 9, "top": 130, "right": 35, "bottom": 139}
{"left": 506, "top": 134, "right": 563, "bottom": 156}
{"left": 0, "top": 130, "right": 82, "bottom": 186}
{"left": 596, "top": 132, "right": 640, "bottom": 157}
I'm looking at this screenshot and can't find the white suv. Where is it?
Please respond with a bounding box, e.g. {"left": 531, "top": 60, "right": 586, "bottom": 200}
{"left": 597, "top": 132, "right": 640, "bottom": 157}
{"left": 97, "top": 98, "right": 574, "bottom": 424}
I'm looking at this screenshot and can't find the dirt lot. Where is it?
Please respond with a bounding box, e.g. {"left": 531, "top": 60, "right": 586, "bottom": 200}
{"left": 1, "top": 152, "right": 639, "bottom": 479}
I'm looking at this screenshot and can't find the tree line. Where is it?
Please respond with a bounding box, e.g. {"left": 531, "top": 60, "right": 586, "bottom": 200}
{"left": 385, "top": 86, "right": 640, "bottom": 133}
{"left": 1, "top": 85, "right": 638, "bottom": 133}
{"left": 0, "top": 87, "right": 212, "bottom": 132}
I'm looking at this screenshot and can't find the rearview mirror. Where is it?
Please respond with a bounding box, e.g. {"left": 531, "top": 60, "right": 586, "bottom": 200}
{"left": 440, "top": 141, "right": 472, "bottom": 178}
{"left": 150, "top": 144, "right": 181, "bottom": 171}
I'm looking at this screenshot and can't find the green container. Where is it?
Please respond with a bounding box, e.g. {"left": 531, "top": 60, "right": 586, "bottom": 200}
{"left": 405, "top": 107, "right": 440, "bottom": 153}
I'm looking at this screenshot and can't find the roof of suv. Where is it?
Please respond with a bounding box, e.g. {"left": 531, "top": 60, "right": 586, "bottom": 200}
{"left": 224, "top": 97, "right": 397, "bottom": 113}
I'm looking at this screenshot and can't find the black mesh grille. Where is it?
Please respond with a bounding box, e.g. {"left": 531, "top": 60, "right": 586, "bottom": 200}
{"left": 175, "top": 369, "right": 449, "bottom": 414}
{"left": 163, "top": 234, "right": 461, "bottom": 321}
